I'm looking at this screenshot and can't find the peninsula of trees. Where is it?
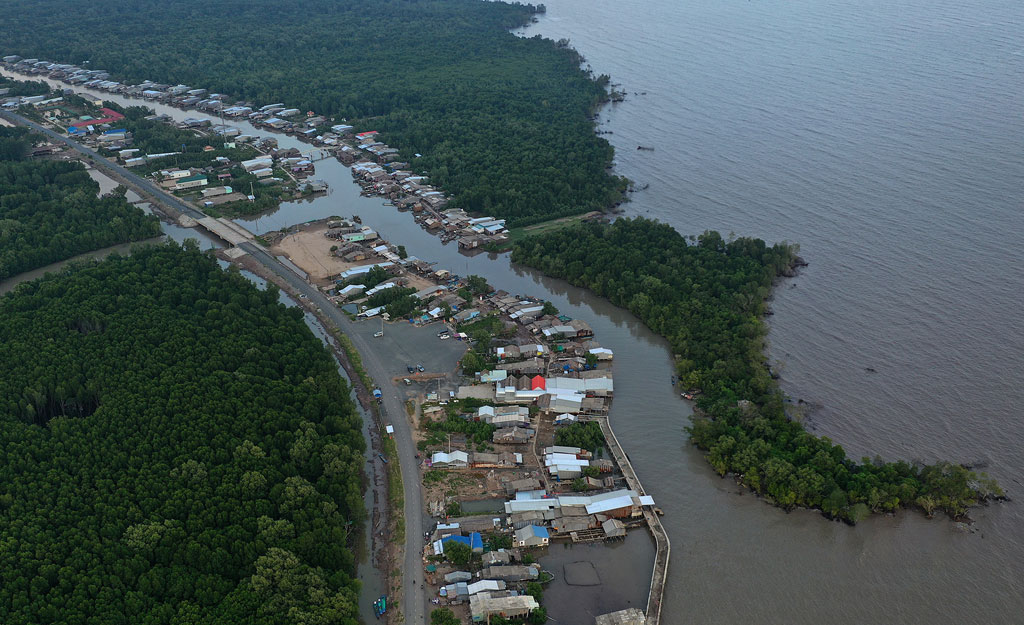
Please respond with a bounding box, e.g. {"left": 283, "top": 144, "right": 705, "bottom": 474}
{"left": 0, "top": 126, "right": 160, "bottom": 280}
{"left": 512, "top": 218, "right": 1002, "bottom": 522}
{"left": 0, "top": 0, "right": 627, "bottom": 226}
{"left": 0, "top": 243, "right": 365, "bottom": 623}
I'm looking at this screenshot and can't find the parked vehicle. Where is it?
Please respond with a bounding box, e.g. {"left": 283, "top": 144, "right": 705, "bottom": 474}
{"left": 373, "top": 330, "right": 383, "bottom": 337}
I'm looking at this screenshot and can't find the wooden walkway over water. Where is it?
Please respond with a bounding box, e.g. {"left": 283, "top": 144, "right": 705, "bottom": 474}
{"left": 593, "top": 416, "right": 670, "bottom": 625}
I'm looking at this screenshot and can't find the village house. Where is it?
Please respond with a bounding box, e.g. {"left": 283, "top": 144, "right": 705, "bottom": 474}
{"left": 478, "top": 565, "right": 540, "bottom": 583}
{"left": 514, "top": 525, "right": 550, "bottom": 548}
{"left": 492, "top": 427, "right": 534, "bottom": 445}
{"left": 174, "top": 174, "right": 209, "bottom": 191}
{"left": 469, "top": 593, "right": 539, "bottom": 623}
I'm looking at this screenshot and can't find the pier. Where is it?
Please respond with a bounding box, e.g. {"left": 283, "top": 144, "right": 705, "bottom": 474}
{"left": 593, "top": 416, "right": 670, "bottom": 625}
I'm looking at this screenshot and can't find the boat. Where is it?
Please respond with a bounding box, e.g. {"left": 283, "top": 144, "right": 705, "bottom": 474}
{"left": 681, "top": 392, "right": 694, "bottom": 400}
{"left": 373, "top": 595, "right": 387, "bottom": 618}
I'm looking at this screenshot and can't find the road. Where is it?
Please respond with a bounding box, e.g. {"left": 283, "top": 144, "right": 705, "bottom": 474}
{"left": 2, "top": 109, "right": 431, "bottom": 625}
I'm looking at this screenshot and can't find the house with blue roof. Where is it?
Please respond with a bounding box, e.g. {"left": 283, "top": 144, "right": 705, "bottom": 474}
{"left": 514, "top": 525, "right": 550, "bottom": 548}
{"left": 437, "top": 532, "right": 485, "bottom": 554}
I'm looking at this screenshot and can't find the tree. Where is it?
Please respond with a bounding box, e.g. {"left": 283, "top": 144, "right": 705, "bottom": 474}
{"left": 0, "top": 140, "right": 161, "bottom": 279}
{"left": 397, "top": 245, "right": 408, "bottom": 259}
{"left": 461, "top": 351, "right": 484, "bottom": 376}
{"left": 542, "top": 301, "right": 559, "bottom": 316}
{"left": 526, "top": 582, "right": 543, "bottom": 603}
{"left": 444, "top": 541, "right": 471, "bottom": 566}
{"left": 431, "top": 608, "right": 460, "bottom": 625}
{"left": 571, "top": 478, "right": 587, "bottom": 492}
{"left": 465, "top": 275, "right": 490, "bottom": 295}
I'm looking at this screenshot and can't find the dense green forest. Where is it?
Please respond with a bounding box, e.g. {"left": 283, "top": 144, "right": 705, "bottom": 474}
{"left": 0, "top": 0, "right": 626, "bottom": 226}
{"left": 0, "top": 243, "right": 365, "bottom": 624}
{"left": 0, "top": 127, "right": 160, "bottom": 280}
{"left": 513, "top": 218, "right": 1002, "bottom": 522}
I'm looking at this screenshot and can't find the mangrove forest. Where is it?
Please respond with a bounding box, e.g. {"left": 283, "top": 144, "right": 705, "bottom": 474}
{"left": 512, "top": 217, "right": 1002, "bottom": 522}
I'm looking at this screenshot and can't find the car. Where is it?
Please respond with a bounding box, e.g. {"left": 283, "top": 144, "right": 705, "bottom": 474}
{"left": 407, "top": 365, "right": 415, "bottom": 373}
{"left": 403, "top": 378, "right": 411, "bottom": 385}
{"left": 439, "top": 334, "right": 450, "bottom": 340}
{"left": 373, "top": 331, "right": 383, "bottom": 337}
{"left": 416, "top": 364, "right": 425, "bottom": 372}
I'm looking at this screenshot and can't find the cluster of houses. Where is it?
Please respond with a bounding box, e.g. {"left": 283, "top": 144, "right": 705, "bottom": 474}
{"left": 2, "top": 55, "right": 332, "bottom": 141}
{"left": 503, "top": 481, "right": 656, "bottom": 539}
{"left": 453, "top": 290, "right": 615, "bottom": 421}
{"left": 325, "top": 249, "right": 487, "bottom": 326}
{"left": 427, "top": 525, "right": 543, "bottom": 620}
{"left": 425, "top": 473, "right": 657, "bottom": 620}
{"left": 344, "top": 137, "right": 510, "bottom": 248}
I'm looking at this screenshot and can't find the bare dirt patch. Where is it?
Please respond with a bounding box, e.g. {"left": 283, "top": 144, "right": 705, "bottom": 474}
{"left": 271, "top": 226, "right": 363, "bottom": 281}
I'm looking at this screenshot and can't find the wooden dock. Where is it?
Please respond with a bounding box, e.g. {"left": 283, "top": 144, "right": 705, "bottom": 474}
{"left": 593, "top": 416, "right": 670, "bottom": 625}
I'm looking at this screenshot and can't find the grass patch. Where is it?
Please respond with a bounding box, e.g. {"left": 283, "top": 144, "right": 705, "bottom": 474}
{"left": 424, "top": 469, "right": 450, "bottom": 485}
{"left": 506, "top": 212, "right": 599, "bottom": 244}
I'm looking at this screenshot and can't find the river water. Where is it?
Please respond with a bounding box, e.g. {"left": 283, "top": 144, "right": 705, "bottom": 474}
{"left": 6, "top": 8, "right": 1023, "bottom": 617}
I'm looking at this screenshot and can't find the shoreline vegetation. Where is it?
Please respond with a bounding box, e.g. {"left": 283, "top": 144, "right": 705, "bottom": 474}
{"left": 0, "top": 243, "right": 366, "bottom": 623}
{"left": 512, "top": 217, "right": 1003, "bottom": 523}
{"left": 0, "top": 0, "right": 627, "bottom": 227}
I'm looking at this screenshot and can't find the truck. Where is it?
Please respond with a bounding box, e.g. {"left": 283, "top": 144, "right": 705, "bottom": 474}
{"left": 372, "top": 388, "right": 383, "bottom": 403}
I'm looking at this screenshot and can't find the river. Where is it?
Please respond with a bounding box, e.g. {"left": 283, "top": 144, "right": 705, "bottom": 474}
{"left": 5, "top": 8, "right": 1023, "bottom": 617}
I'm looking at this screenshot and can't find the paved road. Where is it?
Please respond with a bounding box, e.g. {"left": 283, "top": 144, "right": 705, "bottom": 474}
{"left": 3, "top": 109, "right": 432, "bottom": 625}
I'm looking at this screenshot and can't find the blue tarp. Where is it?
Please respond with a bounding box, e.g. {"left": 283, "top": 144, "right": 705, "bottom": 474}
{"left": 442, "top": 532, "right": 484, "bottom": 552}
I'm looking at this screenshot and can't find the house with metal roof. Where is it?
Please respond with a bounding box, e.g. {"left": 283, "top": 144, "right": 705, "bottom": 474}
{"left": 431, "top": 451, "right": 469, "bottom": 468}
{"left": 514, "top": 525, "right": 550, "bottom": 547}
{"left": 470, "top": 593, "right": 539, "bottom": 622}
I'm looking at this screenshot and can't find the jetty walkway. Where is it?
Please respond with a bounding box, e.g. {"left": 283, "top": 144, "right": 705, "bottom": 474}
{"left": 593, "top": 416, "right": 670, "bottom": 625}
